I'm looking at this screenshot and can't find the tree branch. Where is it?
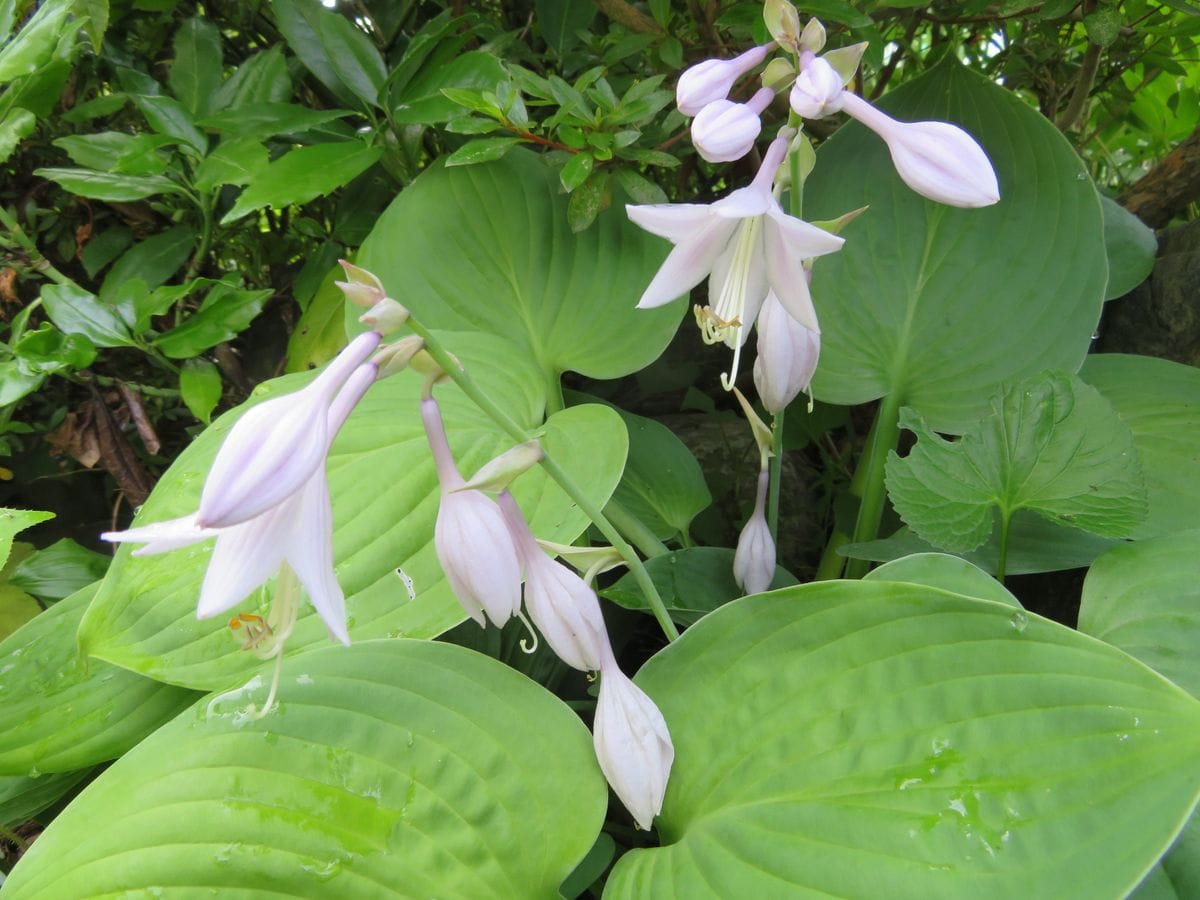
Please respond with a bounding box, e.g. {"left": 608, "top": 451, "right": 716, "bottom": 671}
{"left": 1119, "top": 122, "right": 1200, "bottom": 228}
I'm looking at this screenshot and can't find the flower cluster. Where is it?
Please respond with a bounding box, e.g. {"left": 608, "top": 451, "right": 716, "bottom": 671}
{"left": 421, "top": 391, "right": 674, "bottom": 830}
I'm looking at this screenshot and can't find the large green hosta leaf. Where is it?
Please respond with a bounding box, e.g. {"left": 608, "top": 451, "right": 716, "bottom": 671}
{"left": 356, "top": 149, "right": 684, "bottom": 382}
{"left": 2, "top": 640, "right": 607, "bottom": 898}
{"left": 0, "top": 584, "right": 196, "bottom": 776}
{"left": 605, "top": 581, "right": 1200, "bottom": 898}
{"left": 78, "top": 332, "right": 627, "bottom": 691}
{"left": 1080, "top": 354, "right": 1200, "bottom": 540}
{"left": 807, "top": 60, "right": 1106, "bottom": 434}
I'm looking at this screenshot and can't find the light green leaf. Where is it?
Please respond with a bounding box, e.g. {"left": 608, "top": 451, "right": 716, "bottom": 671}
{"left": 606, "top": 582, "right": 1200, "bottom": 898}
{"left": 74, "top": 0, "right": 109, "bottom": 52}
{"left": 13, "top": 324, "right": 96, "bottom": 375}
{"left": 0, "top": 584, "right": 197, "bottom": 776}
{"left": 33, "top": 167, "right": 186, "bottom": 202}
{"left": 178, "top": 357, "right": 222, "bottom": 424}
{"left": 1101, "top": 195, "right": 1156, "bottom": 300}
{"left": 8, "top": 538, "right": 108, "bottom": 602}
{"left": 1080, "top": 354, "right": 1200, "bottom": 539}
{"left": 560, "top": 151, "right": 594, "bottom": 191}
{"left": 567, "top": 170, "right": 608, "bottom": 232}
{"left": 285, "top": 256, "right": 348, "bottom": 372}
{"left": 0, "top": 584, "right": 40, "bottom": 641}
{"left": 210, "top": 45, "right": 292, "bottom": 111}
{"left": 317, "top": 9, "right": 386, "bottom": 108}
{"left": 168, "top": 17, "right": 223, "bottom": 116}
{"left": 78, "top": 333, "right": 627, "bottom": 690}
{"left": 197, "top": 102, "right": 351, "bottom": 138}
{"left": 358, "top": 149, "right": 682, "bottom": 381}
{"left": 152, "top": 284, "right": 272, "bottom": 358}
{"left": 886, "top": 371, "right": 1147, "bottom": 557}
{"left": 100, "top": 224, "right": 194, "bottom": 301}
{"left": 192, "top": 136, "right": 268, "bottom": 192}
{"left": 390, "top": 50, "right": 507, "bottom": 125}
{"left": 39, "top": 284, "right": 133, "bottom": 348}
{"left": 0, "top": 0, "right": 70, "bottom": 82}
{"left": 2, "top": 640, "right": 606, "bottom": 898}
{"left": 444, "top": 135, "right": 522, "bottom": 166}
{"left": 130, "top": 93, "right": 207, "bottom": 155}
{"left": 52, "top": 131, "right": 175, "bottom": 175}
{"left": 0, "top": 106, "right": 34, "bottom": 163}
{"left": 1079, "top": 531, "right": 1200, "bottom": 699}
{"left": 269, "top": 0, "right": 358, "bottom": 108}
{"left": 0, "top": 768, "right": 90, "bottom": 828}
{"left": 865, "top": 552, "right": 1021, "bottom": 607}
{"left": 220, "top": 141, "right": 381, "bottom": 224}
{"left": 807, "top": 59, "right": 1106, "bottom": 433}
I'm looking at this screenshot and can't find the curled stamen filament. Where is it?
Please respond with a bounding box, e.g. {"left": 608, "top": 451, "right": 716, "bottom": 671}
{"left": 516, "top": 609, "right": 540, "bottom": 654}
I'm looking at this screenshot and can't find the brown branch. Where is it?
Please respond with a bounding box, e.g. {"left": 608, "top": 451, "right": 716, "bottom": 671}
{"left": 593, "top": 0, "right": 664, "bottom": 34}
{"left": 1118, "top": 122, "right": 1200, "bottom": 228}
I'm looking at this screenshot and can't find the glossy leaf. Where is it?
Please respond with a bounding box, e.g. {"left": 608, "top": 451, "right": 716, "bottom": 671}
{"left": 179, "top": 357, "right": 222, "bottom": 424}
{"left": 168, "top": 17, "right": 223, "bottom": 116}
{"left": 886, "top": 371, "right": 1146, "bottom": 556}
{"left": 130, "top": 94, "right": 208, "bottom": 154}
{"left": 211, "top": 46, "right": 292, "bottom": 110}
{"left": 537, "top": 0, "right": 596, "bottom": 56}
{"left": 153, "top": 284, "right": 272, "bottom": 358}
{"left": 390, "top": 50, "right": 507, "bottom": 125}
{"left": 1101, "top": 195, "right": 1157, "bottom": 300}
{"left": 269, "top": 0, "right": 359, "bottom": 108}
{"left": 52, "top": 131, "right": 174, "bottom": 175}
{"left": 78, "top": 332, "right": 627, "bottom": 690}
{"left": 192, "top": 136, "right": 268, "bottom": 192}
{"left": 317, "top": 9, "right": 386, "bottom": 108}
{"left": 606, "top": 582, "right": 1200, "bottom": 898}
{"left": 0, "top": 508, "right": 55, "bottom": 568}
{"left": 100, "top": 224, "right": 194, "bottom": 300}
{"left": 221, "top": 141, "right": 381, "bottom": 224}
{"left": 1080, "top": 354, "right": 1200, "bottom": 540}
{"left": 0, "top": 107, "right": 35, "bottom": 163}
{"left": 445, "top": 135, "right": 523, "bottom": 166}
{"left": 807, "top": 60, "right": 1106, "bottom": 433}
{"left": 0, "top": 0, "right": 69, "bottom": 82}
{"left": 33, "top": 167, "right": 185, "bottom": 202}
{"left": 865, "top": 552, "right": 1021, "bottom": 607}
{"left": 0, "top": 584, "right": 197, "bottom": 775}
{"left": 3, "top": 640, "right": 607, "bottom": 898}
{"left": 358, "top": 150, "right": 683, "bottom": 381}
{"left": 198, "top": 102, "right": 351, "bottom": 138}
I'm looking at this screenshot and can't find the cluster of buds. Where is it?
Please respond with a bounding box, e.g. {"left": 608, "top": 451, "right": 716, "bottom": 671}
{"left": 420, "top": 388, "right": 673, "bottom": 831}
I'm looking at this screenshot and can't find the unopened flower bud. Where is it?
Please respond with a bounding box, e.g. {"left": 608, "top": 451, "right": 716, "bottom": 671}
{"left": 789, "top": 55, "right": 845, "bottom": 119}
{"left": 457, "top": 441, "right": 543, "bottom": 493}
{"left": 733, "top": 470, "right": 776, "bottom": 595}
{"left": 691, "top": 87, "right": 775, "bottom": 163}
{"left": 372, "top": 335, "right": 424, "bottom": 378}
{"left": 335, "top": 260, "right": 386, "bottom": 308}
{"left": 676, "top": 44, "right": 772, "bottom": 116}
{"left": 753, "top": 291, "right": 820, "bottom": 414}
{"left": 732, "top": 386, "right": 774, "bottom": 464}
{"left": 841, "top": 92, "right": 1000, "bottom": 207}
{"left": 763, "top": 0, "right": 801, "bottom": 51}
{"left": 358, "top": 297, "right": 410, "bottom": 333}
{"left": 799, "top": 17, "right": 826, "bottom": 53}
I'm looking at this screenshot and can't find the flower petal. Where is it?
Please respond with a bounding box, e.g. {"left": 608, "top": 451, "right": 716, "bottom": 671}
{"left": 762, "top": 211, "right": 841, "bottom": 333}
{"left": 102, "top": 513, "right": 216, "bottom": 555}
{"left": 196, "top": 507, "right": 289, "bottom": 620}
{"left": 285, "top": 472, "right": 349, "bottom": 645}
{"left": 635, "top": 218, "right": 738, "bottom": 309}
{"left": 625, "top": 203, "right": 714, "bottom": 243}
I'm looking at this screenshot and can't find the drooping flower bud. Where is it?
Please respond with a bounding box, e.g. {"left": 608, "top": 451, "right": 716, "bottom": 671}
{"left": 676, "top": 44, "right": 772, "bottom": 116}
{"left": 358, "top": 296, "right": 410, "bottom": 333}
{"left": 197, "top": 330, "right": 381, "bottom": 529}
{"left": 789, "top": 55, "right": 845, "bottom": 119}
{"left": 691, "top": 87, "right": 775, "bottom": 163}
{"left": 458, "top": 441, "right": 543, "bottom": 493}
{"left": 594, "top": 653, "right": 674, "bottom": 830}
{"left": 420, "top": 397, "right": 522, "bottom": 627}
{"left": 734, "top": 469, "right": 776, "bottom": 595}
{"left": 840, "top": 92, "right": 1000, "bottom": 208}
{"left": 372, "top": 335, "right": 425, "bottom": 378}
{"left": 753, "top": 290, "right": 820, "bottom": 413}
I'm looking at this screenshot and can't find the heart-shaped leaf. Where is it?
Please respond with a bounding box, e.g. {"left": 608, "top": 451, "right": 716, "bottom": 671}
{"left": 605, "top": 581, "right": 1200, "bottom": 898}
{"left": 2, "top": 640, "right": 607, "bottom": 898}
{"left": 78, "top": 332, "right": 627, "bottom": 690}
{"left": 357, "top": 148, "right": 684, "bottom": 382}
{"left": 807, "top": 60, "right": 1106, "bottom": 433}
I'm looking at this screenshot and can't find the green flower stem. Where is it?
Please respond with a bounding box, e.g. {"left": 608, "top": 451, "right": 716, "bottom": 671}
{"left": 844, "top": 390, "right": 903, "bottom": 579}
{"left": 995, "top": 508, "right": 1012, "bottom": 583}
{"left": 406, "top": 317, "right": 680, "bottom": 642}
{"left": 815, "top": 530, "right": 849, "bottom": 580}
{"left": 604, "top": 497, "right": 670, "bottom": 559}
{"left": 0, "top": 205, "right": 76, "bottom": 287}
{"left": 768, "top": 409, "right": 784, "bottom": 536}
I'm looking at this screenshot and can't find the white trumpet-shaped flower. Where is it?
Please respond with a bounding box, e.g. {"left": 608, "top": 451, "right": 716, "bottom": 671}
{"left": 788, "top": 55, "right": 845, "bottom": 119}
{"left": 753, "top": 289, "right": 820, "bottom": 413}
{"left": 690, "top": 87, "right": 775, "bottom": 163}
{"left": 103, "top": 361, "right": 380, "bottom": 644}
{"left": 676, "top": 43, "right": 772, "bottom": 116}
{"left": 733, "top": 469, "right": 776, "bottom": 595}
{"left": 627, "top": 132, "right": 844, "bottom": 386}
{"left": 594, "top": 652, "right": 675, "bottom": 830}
{"left": 420, "top": 397, "right": 522, "bottom": 628}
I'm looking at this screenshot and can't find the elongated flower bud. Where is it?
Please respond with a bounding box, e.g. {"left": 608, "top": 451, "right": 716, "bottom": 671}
{"left": 420, "top": 397, "right": 522, "bottom": 627}
{"left": 197, "top": 330, "right": 381, "bottom": 528}
{"left": 840, "top": 92, "right": 1000, "bottom": 208}
{"left": 594, "top": 653, "right": 674, "bottom": 830}
{"left": 789, "top": 55, "right": 844, "bottom": 119}
{"left": 691, "top": 87, "right": 775, "bottom": 163}
{"left": 753, "top": 290, "right": 820, "bottom": 413}
{"left": 676, "top": 44, "right": 772, "bottom": 116}
{"left": 734, "top": 469, "right": 776, "bottom": 595}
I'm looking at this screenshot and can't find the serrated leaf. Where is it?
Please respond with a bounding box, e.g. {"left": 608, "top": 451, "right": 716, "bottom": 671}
{"left": 358, "top": 150, "right": 681, "bottom": 381}
{"left": 153, "top": 284, "right": 271, "bottom": 358}
{"left": 100, "top": 224, "right": 194, "bottom": 302}
{"left": 77, "top": 334, "right": 627, "bottom": 690}
{"left": 392, "top": 51, "right": 507, "bottom": 126}
{"left": 52, "top": 131, "right": 174, "bottom": 175}
{"left": 886, "top": 371, "right": 1147, "bottom": 559}
{"left": 33, "top": 167, "right": 185, "bottom": 202}
{"left": 168, "top": 17, "right": 223, "bottom": 116}
{"left": 220, "top": 141, "right": 381, "bottom": 224}
{"left": 807, "top": 60, "right": 1106, "bottom": 433}
{"left": 211, "top": 45, "right": 292, "bottom": 110}
{"left": 0, "top": 107, "right": 34, "bottom": 163}
{"left": 0, "top": 584, "right": 197, "bottom": 775}
{"left": 1101, "top": 195, "right": 1156, "bottom": 300}
{"left": 0, "top": 0, "right": 70, "bottom": 82}
{"left": 317, "top": 9, "right": 386, "bottom": 109}
{"left": 2, "top": 640, "right": 606, "bottom": 898}
{"left": 537, "top": 0, "right": 595, "bottom": 56}
{"left": 1080, "top": 354, "right": 1200, "bottom": 540}
{"left": 269, "top": 0, "right": 358, "bottom": 108}
{"left": 605, "top": 582, "right": 1200, "bottom": 898}
{"left": 444, "top": 135, "right": 522, "bottom": 166}
{"left": 178, "top": 357, "right": 222, "bottom": 424}
{"left": 192, "top": 136, "right": 268, "bottom": 192}
{"left": 197, "top": 102, "right": 351, "bottom": 138}
{"left": 130, "top": 93, "right": 207, "bottom": 155}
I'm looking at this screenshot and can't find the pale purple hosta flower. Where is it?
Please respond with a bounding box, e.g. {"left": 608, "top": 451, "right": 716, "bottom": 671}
{"left": 691, "top": 87, "right": 776, "bottom": 163}
{"left": 594, "top": 652, "right": 674, "bottom": 830}
{"left": 676, "top": 43, "right": 772, "bottom": 116}
{"left": 197, "top": 330, "right": 381, "bottom": 528}
{"left": 753, "top": 289, "right": 820, "bottom": 413}
{"left": 734, "top": 469, "right": 775, "bottom": 595}
{"left": 627, "top": 132, "right": 843, "bottom": 385}
{"left": 788, "top": 55, "right": 844, "bottom": 119}
{"left": 103, "top": 362, "right": 380, "bottom": 644}
{"left": 839, "top": 92, "right": 1000, "bottom": 208}
{"left": 420, "top": 396, "right": 521, "bottom": 628}
{"left": 497, "top": 492, "right": 608, "bottom": 672}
